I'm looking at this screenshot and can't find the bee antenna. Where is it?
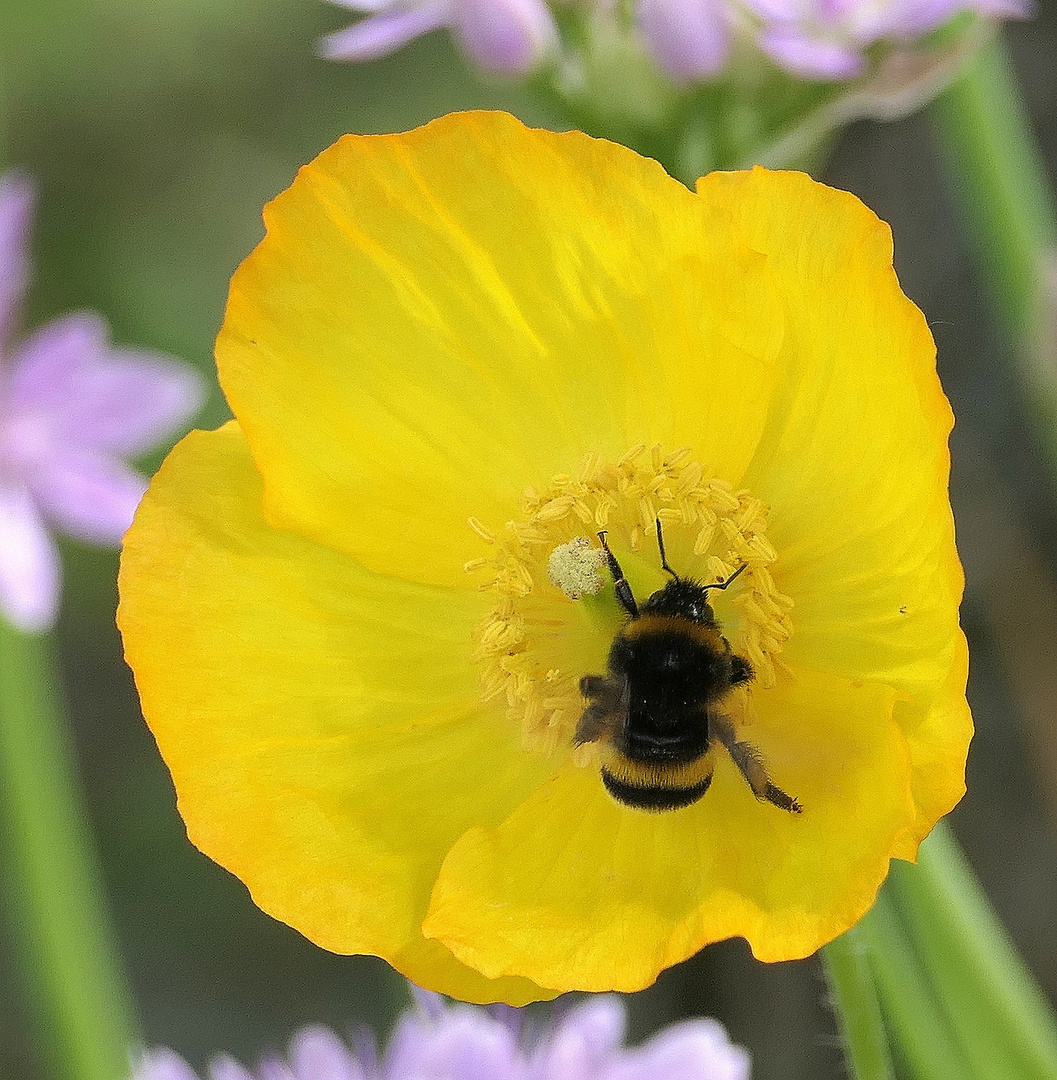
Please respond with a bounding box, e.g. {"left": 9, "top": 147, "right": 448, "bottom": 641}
{"left": 655, "top": 519, "right": 679, "bottom": 581}
{"left": 702, "top": 562, "right": 748, "bottom": 592}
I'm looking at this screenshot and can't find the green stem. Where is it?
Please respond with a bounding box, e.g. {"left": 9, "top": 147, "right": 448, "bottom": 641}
{"left": 820, "top": 925, "right": 896, "bottom": 1080}
{"left": 886, "top": 824, "right": 1057, "bottom": 1080}
{"left": 932, "top": 33, "right": 1057, "bottom": 336}
{"left": 930, "top": 34, "right": 1057, "bottom": 476}
{"left": 0, "top": 617, "right": 138, "bottom": 1080}
{"left": 856, "top": 890, "right": 970, "bottom": 1080}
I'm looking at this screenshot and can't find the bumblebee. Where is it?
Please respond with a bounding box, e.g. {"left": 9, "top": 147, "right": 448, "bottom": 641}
{"left": 577, "top": 521, "right": 802, "bottom": 814}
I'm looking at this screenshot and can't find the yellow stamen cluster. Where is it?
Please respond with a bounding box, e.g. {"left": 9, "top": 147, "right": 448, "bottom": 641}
{"left": 468, "top": 446, "right": 794, "bottom": 756}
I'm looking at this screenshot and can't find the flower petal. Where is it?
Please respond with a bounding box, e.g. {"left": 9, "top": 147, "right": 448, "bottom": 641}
{"left": 609, "top": 1017, "right": 751, "bottom": 1080}
{"left": 756, "top": 26, "right": 865, "bottom": 80}
{"left": 29, "top": 449, "right": 147, "bottom": 544}
{"left": 699, "top": 168, "right": 969, "bottom": 841}
{"left": 0, "top": 481, "right": 60, "bottom": 633}
{"left": 423, "top": 667, "right": 914, "bottom": 991}
{"left": 449, "top": 0, "right": 558, "bottom": 75}
{"left": 216, "top": 111, "right": 782, "bottom": 588}
{"left": 117, "top": 421, "right": 557, "bottom": 1004}
{"left": 0, "top": 169, "right": 34, "bottom": 350}
{"left": 317, "top": 4, "right": 450, "bottom": 61}
{"left": 399, "top": 1009, "right": 520, "bottom": 1080}
{"left": 531, "top": 996, "right": 626, "bottom": 1077}
{"left": 208, "top": 1058, "right": 256, "bottom": 1080}
{"left": 8, "top": 311, "right": 204, "bottom": 456}
{"left": 890, "top": 640, "right": 970, "bottom": 858}
{"left": 323, "top": 0, "right": 408, "bottom": 13}
{"left": 132, "top": 1050, "right": 202, "bottom": 1080}
{"left": 287, "top": 1027, "right": 365, "bottom": 1080}
{"left": 637, "top": 0, "right": 732, "bottom": 82}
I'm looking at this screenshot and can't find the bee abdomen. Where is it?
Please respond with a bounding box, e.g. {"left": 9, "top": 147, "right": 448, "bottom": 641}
{"left": 601, "top": 769, "right": 712, "bottom": 812}
{"left": 622, "top": 726, "right": 709, "bottom": 766}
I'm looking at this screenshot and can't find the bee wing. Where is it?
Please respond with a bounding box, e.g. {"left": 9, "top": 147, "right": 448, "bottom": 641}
{"left": 575, "top": 673, "right": 629, "bottom": 746}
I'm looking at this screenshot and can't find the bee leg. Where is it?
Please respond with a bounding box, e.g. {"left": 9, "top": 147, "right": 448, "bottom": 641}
{"left": 580, "top": 675, "right": 606, "bottom": 695}
{"left": 576, "top": 674, "right": 627, "bottom": 745}
{"left": 711, "top": 713, "right": 803, "bottom": 814}
{"left": 597, "top": 531, "right": 639, "bottom": 618}
{"left": 575, "top": 703, "right": 609, "bottom": 745}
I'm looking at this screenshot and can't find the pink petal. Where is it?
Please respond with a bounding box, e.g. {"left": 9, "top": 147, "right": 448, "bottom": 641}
{"left": 757, "top": 24, "right": 866, "bottom": 78}
{"left": 382, "top": 1011, "right": 437, "bottom": 1078}
{"left": 206, "top": 1056, "right": 254, "bottom": 1080}
{"left": 317, "top": 4, "right": 450, "bottom": 61}
{"left": 0, "top": 170, "right": 35, "bottom": 351}
{"left": 450, "top": 0, "right": 558, "bottom": 74}
{"left": 608, "top": 1018, "right": 751, "bottom": 1080}
{"left": 8, "top": 311, "right": 204, "bottom": 456}
{"left": 850, "top": 0, "right": 963, "bottom": 40}
{"left": 408, "top": 1011, "right": 519, "bottom": 1080}
{"left": 288, "top": 1026, "right": 365, "bottom": 1080}
{"left": 132, "top": 1050, "right": 203, "bottom": 1080}
{"left": 739, "top": 0, "right": 805, "bottom": 23}
{"left": 28, "top": 448, "right": 148, "bottom": 545}
{"left": 532, "top": 996, "right": 626, "bottom": 1076}
{"left": 0, "top": 482, "right": 60, "bottom": 633}
{"left": 972, "top": 0, "right": 1034, "bottom": 16}
{"left": 256, "top": 1058, "right": 297, "bottom": 1080}
{"left": 323, "top": 0, "right": 405, "bottom": 13}
{"left": 863, "top": 0, "right": 1032, "bottom": 38}
{"left": 637, "top": 0, "right": 732, "bottom": 81}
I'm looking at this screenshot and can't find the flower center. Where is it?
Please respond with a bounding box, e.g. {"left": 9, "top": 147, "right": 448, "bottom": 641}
{"left": 466, "top": 445, "right": 793, "bottom": 758}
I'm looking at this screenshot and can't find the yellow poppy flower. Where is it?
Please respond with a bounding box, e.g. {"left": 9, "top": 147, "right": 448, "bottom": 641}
{"left": 117, "top": 110, "right": 969, "bottom": 1004}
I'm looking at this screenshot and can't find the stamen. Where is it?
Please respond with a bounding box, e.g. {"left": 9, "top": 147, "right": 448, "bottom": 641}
{"left": 468, "top": 517, "right": 496, "bottom": 543}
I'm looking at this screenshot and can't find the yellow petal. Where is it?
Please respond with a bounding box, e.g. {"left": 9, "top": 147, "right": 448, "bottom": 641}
{"left": 700, "top": 167, "right": 969, "bottom": 844}
{"left": 891, "top": 639, "right": 971, "bottom": 859}
{"left": 423, "top": 667, "right": 914, "bottom": 992}
{"left": 117, "top": 421, "right": 556, "bottom": 1004}
{"left": 217, "top": 112, "right": 782, "bottom": 587}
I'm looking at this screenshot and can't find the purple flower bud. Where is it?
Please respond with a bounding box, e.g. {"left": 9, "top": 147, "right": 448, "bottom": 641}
{"left": 0, "top": 170, "right": 203, "bottom": 633}
{"left": 449, "top": 0, "right": 559, "bottom": 75}
{"left": 637, "top": 0, "right": 733, "bottom": 82}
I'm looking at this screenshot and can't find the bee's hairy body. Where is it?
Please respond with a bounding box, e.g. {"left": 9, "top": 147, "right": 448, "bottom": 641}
{"left": 577, "top": 525, "right": 801, "bottom": 815}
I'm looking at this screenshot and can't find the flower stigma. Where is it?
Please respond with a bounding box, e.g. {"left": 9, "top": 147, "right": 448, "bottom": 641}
{"left": 468, "top": 444, "right": 794, "bottom": 761}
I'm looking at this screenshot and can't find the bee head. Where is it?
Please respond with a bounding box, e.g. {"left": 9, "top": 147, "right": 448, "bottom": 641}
{"left": 642, "top": 578, "right": 718, "bottom": 627}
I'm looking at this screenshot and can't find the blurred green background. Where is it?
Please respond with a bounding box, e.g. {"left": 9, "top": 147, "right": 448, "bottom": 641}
{"left": 1, "top": 3, "right": 1056, "bottom": 1079}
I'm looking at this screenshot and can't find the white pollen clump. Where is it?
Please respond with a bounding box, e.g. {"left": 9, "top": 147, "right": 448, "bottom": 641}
{"left": 547, "top": 536, "right": 607, "bottom": 599}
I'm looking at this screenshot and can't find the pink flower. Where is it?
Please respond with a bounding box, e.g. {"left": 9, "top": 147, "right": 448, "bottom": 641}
{"left": 318, "top": 0, "right": 559, "bottom": 75}
{"left": 132, "top": 993, "right": 751, "bottom": 1080}
{"left": 0, "top": 171, "right": 203, "bottom": 632}
{"left": 744, "top": 0, "right": 1033, "bottom": 80}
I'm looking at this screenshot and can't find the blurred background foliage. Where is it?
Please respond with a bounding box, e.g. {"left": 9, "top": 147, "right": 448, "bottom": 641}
{"left": 1, "top": 3, "right": 1056, "bottom": 1079}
